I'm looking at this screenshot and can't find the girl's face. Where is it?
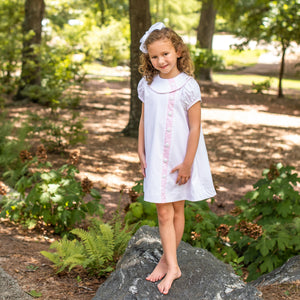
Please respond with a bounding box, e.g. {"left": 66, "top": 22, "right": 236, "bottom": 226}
{"left": 147, "top": 38, "right": 181, "bottom": 79}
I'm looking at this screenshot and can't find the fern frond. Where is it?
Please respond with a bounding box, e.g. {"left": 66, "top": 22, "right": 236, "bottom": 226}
{"left": 98, "top": 224, "right": 114, "bottom": 260}
{"left": 113, "top": 221, "right": 132, "bottom": 258}
{"left": 41, "top": 236, "right": 86, "bottom": 273}
{"left": 40, "top": 251, "right": 61, "bottom": 266}
{"left": 71, "top": 226, "right": 113, "bottom": 268}
{"left": 64, "top": 253, "right": 88, "bottom": 271}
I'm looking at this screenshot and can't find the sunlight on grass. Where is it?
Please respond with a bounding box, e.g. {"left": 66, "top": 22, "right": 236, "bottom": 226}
{"left": 214, "top": 49, "right": 266, "bottom": 68}
{"left": 84, "top": 63, "right": 130, "bottom": 82}
{"left": 213, "top": 73, "right": 300, "bottom": 91}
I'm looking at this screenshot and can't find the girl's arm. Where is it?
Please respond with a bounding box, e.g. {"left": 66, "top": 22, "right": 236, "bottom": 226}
{"left": 138, "top": 103, "right": 147, "bottom": 177}
{"left": 171, "top": 101, "right": 201, "bottom": 185}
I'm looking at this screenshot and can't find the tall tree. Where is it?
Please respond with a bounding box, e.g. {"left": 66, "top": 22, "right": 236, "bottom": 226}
{"left": 15, "top": 0, "right": 45, "bottom": 101}
{"left": 122, "top": 0, "right": 151, "bottom": 137}
{"left": 229, "top": 0, "right": 300, "bottom": 98}
{"left": 196, "top": 0, "right": 217, "bottom": 81}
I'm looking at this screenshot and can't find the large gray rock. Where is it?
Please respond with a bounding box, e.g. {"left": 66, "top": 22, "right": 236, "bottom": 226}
{"left": 0, "top": 267, "right": 32, "bottom": 300}
{"left": 93, "top": 226, "right": 262, "bottom": 300}
{"left": 250, "top": 255, "right": 300, "bottom": 287}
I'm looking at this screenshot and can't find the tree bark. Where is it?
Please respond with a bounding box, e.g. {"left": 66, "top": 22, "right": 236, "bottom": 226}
{"left": 122, "top": 0, "right": 151, "bottom": 137}
{"left": 15, "top": 0, "right": 45, "bottom": 101}
{"left": 196, "top": 0, "right": 217, "bottom": 81}
{"left": 278, "top": 43, "right": 286, "bottom": 98}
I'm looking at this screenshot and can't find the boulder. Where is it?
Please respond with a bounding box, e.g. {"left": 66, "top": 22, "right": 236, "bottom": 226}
{"left": 93, "top": 226, "right": 262, "bottom": 300}
{"left": 0, "top": 267, "right": 32, "bottom": 300}
{"left": 250, "top": 255, "right": 300, "bottom": 287}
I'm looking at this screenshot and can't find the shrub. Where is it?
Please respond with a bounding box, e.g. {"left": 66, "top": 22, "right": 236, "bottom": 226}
{"left": 0, "top": 0, "right": 23, "bottom": 100}
{"left": 0, "top": 113, "right": 31, "bottom": 186}
{"left": 252, "top": 79, "right": 271, "bottom": 94}
{"left": 96, "top": 19, "right": 130, "bottom": 66}
{"left": 124, "top": 180, "right": 158, "bottom": 228}
{"left": 20, "top": 42, "right": 86, "bottom": 108}
{"left": 229, "top": 163, "right": 300, "bottom": 281}
{"left": 191, "top": 47, "right": 225, "bottom": 78}
{"left": 0, "top": 150, "right": 103, "bottom": 235}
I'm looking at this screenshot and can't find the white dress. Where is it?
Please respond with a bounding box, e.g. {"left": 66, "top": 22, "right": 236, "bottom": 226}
{"left": 138, "top": 73, "right": 216, "bottom": 203}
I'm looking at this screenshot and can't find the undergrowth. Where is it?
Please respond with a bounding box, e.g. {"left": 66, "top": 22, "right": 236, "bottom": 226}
{"left": 0, "top": 148, "right": 103, "bottom": 235}
{"left": 125, "top": 163, "right": 300, "bottom": 281}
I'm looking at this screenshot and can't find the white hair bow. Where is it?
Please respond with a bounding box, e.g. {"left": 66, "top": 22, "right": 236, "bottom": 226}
{"left": 139, "top": 22, "right": 166, "bottom": 53}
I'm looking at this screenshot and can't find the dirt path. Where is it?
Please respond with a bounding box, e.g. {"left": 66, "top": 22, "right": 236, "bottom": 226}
{"left": 1, "top": 74, "right": 300, "bottom": 299}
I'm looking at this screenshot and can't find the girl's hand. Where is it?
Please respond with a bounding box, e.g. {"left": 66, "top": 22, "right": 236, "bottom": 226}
{"left": 139, "top": 154, "right": 147, "bottom": 177}
{"left": 171, "top": 163, "right": 191, "bottom": 185}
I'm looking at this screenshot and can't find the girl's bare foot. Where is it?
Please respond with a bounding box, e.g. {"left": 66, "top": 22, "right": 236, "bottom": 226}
{"left": 157, "top": 266, "right": 181, "bottom": 295}
{"left": 146, "top": 255, "right": 168, "bottom": 282}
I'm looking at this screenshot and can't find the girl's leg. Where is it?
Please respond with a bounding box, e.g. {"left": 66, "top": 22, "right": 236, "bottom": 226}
{"left": 173, "top": 200, "right": 185, "bottom": 246}
{"left": 157, "top": 201, "right": 184, "bottom": 294}
{"left": 146, "top": 201, "right": 185, "bottom": 294}
{"left": 146, "top": 203, "right": 171, "bottom": 282}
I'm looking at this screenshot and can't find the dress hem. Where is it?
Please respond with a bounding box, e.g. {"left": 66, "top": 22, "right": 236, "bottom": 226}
{"left": 143, "top": 192, "right": 216, "bottom": 204}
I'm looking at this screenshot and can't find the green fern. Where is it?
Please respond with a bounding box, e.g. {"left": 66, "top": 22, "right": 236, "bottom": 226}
{"left": 112, "top": 220, "right": 132, "bottom": 259}
{"left": 71, "top": 224, "right": 114, "bottom": 269}
{"left": 41, "top": 218, "right": 133, "bottom": 276}
{"left": 41, "top": 237, "right": 85, "bottom": 273}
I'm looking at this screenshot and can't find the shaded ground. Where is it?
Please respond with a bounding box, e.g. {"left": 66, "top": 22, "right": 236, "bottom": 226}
{"left": 1, "top": 68, "right": 300, "bottom": 299}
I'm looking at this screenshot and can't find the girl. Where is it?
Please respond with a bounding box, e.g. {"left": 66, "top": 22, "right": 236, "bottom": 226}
{"left": 137, "top": 22, "right": 216, "bottom": 295}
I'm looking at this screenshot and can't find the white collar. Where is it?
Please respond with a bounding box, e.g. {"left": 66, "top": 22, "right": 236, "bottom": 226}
{"left": 149, "top": 73, "right": 191, "bottom": 94}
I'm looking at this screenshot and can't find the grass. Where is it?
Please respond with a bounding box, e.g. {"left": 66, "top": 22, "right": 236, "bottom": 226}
{"left": 84, "top": 62, "right": 129, "bottom": 82}
{"left": 212, "top": 73, "right": 300, "bottom": 91}
{"left": 214, "top": 49, "right": 266, "bottom": 68}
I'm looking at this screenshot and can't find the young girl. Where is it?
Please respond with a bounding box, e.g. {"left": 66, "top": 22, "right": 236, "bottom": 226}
{"left": 137, "top": 22, "right": 216, "bottom": 295}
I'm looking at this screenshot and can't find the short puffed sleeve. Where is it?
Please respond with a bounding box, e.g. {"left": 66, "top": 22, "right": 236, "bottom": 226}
{"left": 137, "top": 78, "right": 146, "bottom": 102}
{"left": 181, "top": 78, "right": 202, "bottom": 110}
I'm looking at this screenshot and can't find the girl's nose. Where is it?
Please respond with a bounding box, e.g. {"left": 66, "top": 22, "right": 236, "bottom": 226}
{"left": 158, "top": 56, "right": 164, "bottom": 64}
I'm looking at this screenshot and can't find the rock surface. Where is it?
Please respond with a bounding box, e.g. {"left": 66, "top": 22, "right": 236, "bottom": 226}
{"left": 0, "top": 267, "right": 32, "bottom": 300}
{"left": 93, "top": 226, "right": 262, "bottom": 300}
{"left": 250, "top": 255, "right": 300, "bottom": 287}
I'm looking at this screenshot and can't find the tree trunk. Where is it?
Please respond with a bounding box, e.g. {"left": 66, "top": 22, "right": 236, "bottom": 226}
{"left": 15, "top": 0, "right": 45, "bottom": 101}
{"left": 196, "top": 0, "right": 217, "bottom": 81}
{"left": 278, "top": 43, "right": 286, "bottom": 98}
{"left": 122, "top": 0, "right": 151, "bottom": 137}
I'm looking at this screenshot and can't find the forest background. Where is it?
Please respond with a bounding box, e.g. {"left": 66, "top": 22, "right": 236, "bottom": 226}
{"left": 0, "top": 0, "right": 300, "bottom": 299}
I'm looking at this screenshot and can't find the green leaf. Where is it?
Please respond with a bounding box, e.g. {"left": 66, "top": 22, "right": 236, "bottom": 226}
{"left": 48, "top": 183, "right": 60, "bottom": 194}
{"left": 130, "top": 202, "right": 143, "bottom": 219}
{"left": 90, "top": 188, "right": 101, "bottom": 199}
{"left": 40, "top": 192, "right": 50, "bottom": 203}
{"left": 260, "top": 256, "right": 274, "bottom": 273}
{"left": 28, "top": 290, "right": 42, "bottom": 298}
{"left": 257, "top": 238, "right": 275, "bottom": 256}
{"left": 51, "top": 194, "right": 63, "bottom": 203}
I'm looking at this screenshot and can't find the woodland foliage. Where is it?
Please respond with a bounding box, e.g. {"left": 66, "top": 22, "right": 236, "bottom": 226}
{"left": 125, "top": 163, "right": 300, "bottom": 281}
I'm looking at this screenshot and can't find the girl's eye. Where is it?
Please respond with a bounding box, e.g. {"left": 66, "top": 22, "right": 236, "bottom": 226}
{"left": 164, "top": 52, "right": 169, "bottom": 56}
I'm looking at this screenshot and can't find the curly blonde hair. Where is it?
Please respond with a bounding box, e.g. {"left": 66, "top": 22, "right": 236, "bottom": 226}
{"left": 138, "top": 27, "right": 194, "bottom": 84}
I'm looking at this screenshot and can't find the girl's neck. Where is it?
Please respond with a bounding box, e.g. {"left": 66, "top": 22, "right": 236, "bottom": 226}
{"left": 159, "top": 69, "right": 181, "bottom": 79}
